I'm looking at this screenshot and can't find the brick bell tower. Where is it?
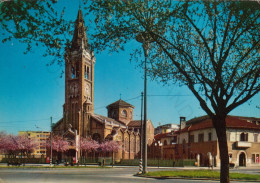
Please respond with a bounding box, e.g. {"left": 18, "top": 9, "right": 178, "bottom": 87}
{"left": 63, "top": 9, "right": 95, "bottom": 137}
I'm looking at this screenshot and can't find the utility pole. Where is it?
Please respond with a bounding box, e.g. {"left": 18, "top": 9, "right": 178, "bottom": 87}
{"left": 140, "top": 91, "right": 144, "bottom": 160}
{"left": 50, "top": 116, "right": 53, "bottom": 166}
{"left": 143, "top": 40, "right": 148, "bottom": 174}
{"left": 138, "top": 92, "right": 144, "bottom": 174}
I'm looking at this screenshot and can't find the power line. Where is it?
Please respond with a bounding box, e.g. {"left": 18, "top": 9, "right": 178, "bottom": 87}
{"left": 0, "top": 116, "right": 61, "bottom": 124}
{"left": 1, "top": 94, "right": 192, "bottom": 123}
{"left": 148, "top": 94, "right": 193, "bottom": 97}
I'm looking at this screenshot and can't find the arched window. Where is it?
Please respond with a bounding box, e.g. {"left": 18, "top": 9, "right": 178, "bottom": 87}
{"left": 84, "top": 66, "right": 90, "bottom": 80}
{"left": 130, "top": 138, "right": 134, "bottom": 152}
{"left": 121, "top": 110, "right": 127, "bottom": 118}
{"left": 125, "top": 137, "right": 129, "bottom": 152}
{"left": 71, "top": 67, "right": 75, "bottom": 79}
{"left": 240, "top": 133, "right": 248, "bottom": 141}
{"left": 136, "top": 137, "right": 140, "bottom": 153}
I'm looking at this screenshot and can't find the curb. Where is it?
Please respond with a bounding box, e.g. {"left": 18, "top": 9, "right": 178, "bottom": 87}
{"left": 135, "top": 175, "right": 260, "bottom": 182}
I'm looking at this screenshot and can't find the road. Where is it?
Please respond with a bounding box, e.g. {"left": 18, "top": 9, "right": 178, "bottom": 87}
{"left": 0, "top": 167, "right": 259, "bottom": 183}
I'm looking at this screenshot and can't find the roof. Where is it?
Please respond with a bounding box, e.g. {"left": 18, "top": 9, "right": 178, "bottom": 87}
{"left": 154, "top": 132, "right": 176, "bottom": 140}
{"left": 186, "top": 115, "right": 260, "bottom": 132}
{"left": 106, "top": 99, "right": 134, "bottom": 109}
{"left": 91, "top": 114, "right": 126, "bottom": 127}
{"left": 128, "top": 120, "right": 141, "bottom": 127}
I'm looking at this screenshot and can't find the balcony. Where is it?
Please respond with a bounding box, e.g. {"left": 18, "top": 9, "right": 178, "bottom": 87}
{"left": 235, "top": 141, "right": 252, "bottom": 148}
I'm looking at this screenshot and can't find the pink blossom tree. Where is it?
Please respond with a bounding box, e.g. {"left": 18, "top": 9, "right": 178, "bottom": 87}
{"left": 46, "top": 136, "right": 69, "bottom": 163}
{"left": 99, "top": 140, "right": 121, "bottom": 153}
{"left": 17, "top": 135, "right": 38, "bottom": 158}
{"left": 49, "top": 136, "right": 69, "bottom": 153}
{"left": 80, "top": 137, "right": 99, "bottom": 161}
{"left": 0, "top": 131, "right": 7, "bottom": 153}
{"left": 99, "top": 140, "right": 121, "bottom": 166}
{"left": 1, "top": 134, "right": 20, "bottom": 158}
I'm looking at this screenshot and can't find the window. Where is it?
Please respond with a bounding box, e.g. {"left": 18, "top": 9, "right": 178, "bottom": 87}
{"left": 198, "top": 133, "right": 204, "bottom": 142}
{"left": 84, "top": 66, "right": 90, "bottom": 79}
{"left": 189, "top": 135, "right": 194, "bottom": 143}
{"left": 254, "top": 134, "right": 258, "bottom": 142}
{"left": 208, "top": 132, "right": 212, "bottom": 141}
{"left": 125, "top": 137, "right": 129, "bottom": 152}
{"left": 130, "top": 138, "right": 134, "bottom": 152}
{"left": 136, "top": 139, "right": 140, "bottom": 153}
{"left": 240, "top": 133, "right": 248, "bottom": 141}
{"left": 71, "top": 67, "right": 75, "bottom": 79}
{"left": 121, "top": 110, "right": 127, "bottom": 118}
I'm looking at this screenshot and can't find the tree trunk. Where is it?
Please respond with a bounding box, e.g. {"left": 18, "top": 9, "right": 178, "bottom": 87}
{"left": 212, "top": 116, "right": 230, "bottom": 183}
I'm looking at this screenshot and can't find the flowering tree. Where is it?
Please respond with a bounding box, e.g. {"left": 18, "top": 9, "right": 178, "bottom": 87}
{"left": 17, "top": 135, "right": 38, "bottom": 158}
{"left": 50, "top": 136, "right": 69, "bottom": 153}
{"left": 0, "top": 133, "right": 38, "bottom": 158}
{"left": 80, "top": 137, "right": 99, "bottom": 153}
{"left": 1, "top": 134, "right": 19, "bottom": 158}
{"left": 99, "top": 140, "right": 121, "bottom": 154}
{"left": 0, "top": 131, "right": 7, "bottom": 153}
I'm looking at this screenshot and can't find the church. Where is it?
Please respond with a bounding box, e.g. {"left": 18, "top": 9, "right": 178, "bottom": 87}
{"left": 52, "top": 9, "right": 154, "bottom": 161}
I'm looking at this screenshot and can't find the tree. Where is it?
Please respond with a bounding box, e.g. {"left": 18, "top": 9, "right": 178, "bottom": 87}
{"left": 99, "top": 140, "right": 121, "bottom": 166}
{"left": 99, "top": 140, "right": 121, "bottom": 154}
{"left": 1, "top": 134, "right": 20, "bottom": 158}
{"left": 80, "top": 137, "right": 99, "bottom": 159}
{"left": 17, "top": 135, "right": 38, "bottom": 158}
{"left": 85, "top": 1, "right": 260, "bottom": 182}
{"left": 0, "top": 0, "right": 73, "bottom": 68}
{"left": 49, "top": 136, "right": 69, "bottom": 153}
{"left": 0, "top": 133, "right": 38, "bottom": 158}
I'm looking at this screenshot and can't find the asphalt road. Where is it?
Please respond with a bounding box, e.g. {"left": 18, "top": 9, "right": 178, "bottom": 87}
{"left": 0, "top": 167, "right": 259, "bottom": 183}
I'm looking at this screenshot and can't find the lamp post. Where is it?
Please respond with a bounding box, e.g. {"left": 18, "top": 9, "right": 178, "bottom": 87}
{"left": 136, "top": 32, "right": 151, "bottom": 174}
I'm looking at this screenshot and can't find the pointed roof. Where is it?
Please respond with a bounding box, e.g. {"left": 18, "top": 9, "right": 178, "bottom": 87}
{"left": 71, "top": 8, "right": 89, "bottom": 51}
{"left": 106, "top": 99, "right": 135, "bottom": 109}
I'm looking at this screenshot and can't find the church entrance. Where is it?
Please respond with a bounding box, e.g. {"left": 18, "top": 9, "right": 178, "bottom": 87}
{"left": 239, "top": 152, "right": 246, "bottom": 166}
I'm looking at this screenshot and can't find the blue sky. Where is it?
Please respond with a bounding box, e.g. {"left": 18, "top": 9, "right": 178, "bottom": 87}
{"left": 0, "top": 1, "right": 259, "bottom": 134}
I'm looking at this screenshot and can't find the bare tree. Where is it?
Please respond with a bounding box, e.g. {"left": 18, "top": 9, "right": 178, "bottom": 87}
{"left": 85, "top": 1, "right": 260, "bottom": 182}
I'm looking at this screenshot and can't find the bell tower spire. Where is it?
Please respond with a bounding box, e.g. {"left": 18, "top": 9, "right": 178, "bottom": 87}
{"left": 71, "top": 8, "right": 89, "bottom": 51}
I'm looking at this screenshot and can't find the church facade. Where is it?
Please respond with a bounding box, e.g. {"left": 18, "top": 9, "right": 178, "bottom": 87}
{"left": 52, "top": 9, "right": 154, "bottom": 161}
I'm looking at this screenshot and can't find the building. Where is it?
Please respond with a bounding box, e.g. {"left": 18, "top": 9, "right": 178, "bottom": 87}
{"left": 154, "top": 123, "right": 179, "bottom": 135}
{"left": 154, "top": 116, "right": 260, "bottom": 167}
{"left": 52, "top": 9, "right": 154, "bottom": 161}
{"left": 18, "top": 131, "right": 50, "bottom": 158}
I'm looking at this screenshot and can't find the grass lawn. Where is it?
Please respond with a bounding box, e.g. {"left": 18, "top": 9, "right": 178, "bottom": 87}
{"left": 0, "top": 165, "right": 108, "bottom": 169}
{"left": 143, "top": 170, "right": 260, "bottom": 181}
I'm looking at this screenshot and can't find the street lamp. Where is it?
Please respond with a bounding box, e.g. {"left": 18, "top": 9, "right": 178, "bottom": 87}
{"left": 155, "top": 141, "right": 162, "bottom": 168}
{"left": 136, "top": 32, "right": 152, "bottom": 174}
